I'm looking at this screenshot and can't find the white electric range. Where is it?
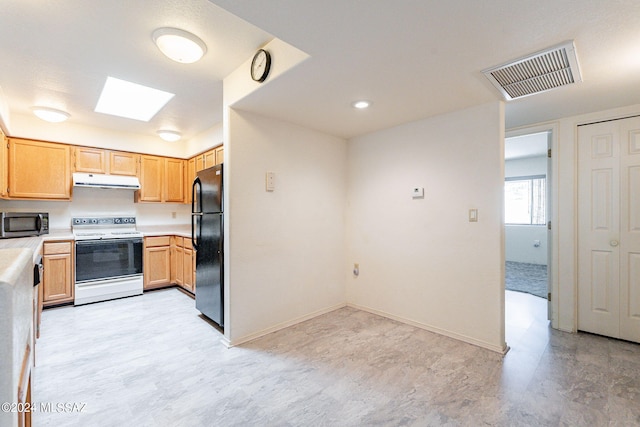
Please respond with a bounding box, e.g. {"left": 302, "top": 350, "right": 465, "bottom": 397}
{"left": 72, "top": 216, "right": 144, "bottom": 305}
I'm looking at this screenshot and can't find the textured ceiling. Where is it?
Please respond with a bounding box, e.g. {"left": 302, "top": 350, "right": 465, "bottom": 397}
{"left": 1, "top": 1, "right": 640, "bottom": 142}
{"left": 212, "top": 0, "right": 640, "bottom": 138}
{"left": 0, "top": 0, "right": 271, "bottom": 140}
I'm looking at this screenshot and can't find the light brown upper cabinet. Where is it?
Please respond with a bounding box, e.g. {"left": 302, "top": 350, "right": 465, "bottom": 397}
{"left": 164, "top": 157, "right": 185, "bottom": 202}
{"left": 109, "top": 151, "right": 139, "bottom": 176}
{"left": 74, "top": 147, "right": 139, "bottom": 176}
{"left": 74, "top": 147, "right": 106, "bottom": 173}
{"left": 7, "top": 138, "right": 71, "bottom": 200}
{"left": 0, "top": 128, "right": 7, "bottom": 198}
{"left": 185, "top": 157, "right": 196, "bottom": 205}
{"left": 136, "top": 155, "right": 185, "bottom": 203}
{"left": 137, "top": 155, "right": 163, "bottom": 202}
{"left": 194, "top": 146, "right": 223, "bottom": 173}
{"left": 215, "top": 146, "right": 224, "bottom": 165}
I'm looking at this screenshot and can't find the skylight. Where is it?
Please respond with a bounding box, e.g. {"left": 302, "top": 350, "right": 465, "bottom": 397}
{"left": 95, "top": 77, "right": 174, "bottom": 121}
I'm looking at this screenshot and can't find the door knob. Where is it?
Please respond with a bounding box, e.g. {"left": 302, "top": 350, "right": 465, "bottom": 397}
{"left": 610, "top": 240, "right": 619, "bottom": 247}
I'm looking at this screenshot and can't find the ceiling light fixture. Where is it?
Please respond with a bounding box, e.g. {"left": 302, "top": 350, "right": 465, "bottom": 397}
{"left": 157, "top": 130, "right": 181, "bottom": 142}
{"left": 352, "top": 100, "right": 371, "bottom": 109}
{"left": 152, "top": 27, "right": 207, "bottom": 64}
{"left": 31, "top": 107, "right": 70, "bottom": 123}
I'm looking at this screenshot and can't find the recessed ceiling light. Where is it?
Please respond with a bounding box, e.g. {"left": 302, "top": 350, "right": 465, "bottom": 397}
{"left": 157, "top": 130, "right": 181, "bottom": 142}
{"left": 352, "top": 100, "right": 371, "bottom": 109}
{"left": 95, "top": 77, "right": 174, "bottom": 122}
{"left": 152, "top": 27, "right": 207, "bottom": 64}
{"left": 31, "top": 107, "right": 70, "bottom": 123}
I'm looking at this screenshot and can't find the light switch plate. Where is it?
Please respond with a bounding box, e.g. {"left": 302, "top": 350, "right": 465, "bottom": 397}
{"left": 412, "top": 187, "right": 424, "bottom": 199}
{"left": 266, "top": 172, "right": 275, "bottom": 191}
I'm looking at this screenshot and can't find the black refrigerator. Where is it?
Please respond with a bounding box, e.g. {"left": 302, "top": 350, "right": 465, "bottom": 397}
{"left": 191, "top": 164, "right": 224, "bottom": 328}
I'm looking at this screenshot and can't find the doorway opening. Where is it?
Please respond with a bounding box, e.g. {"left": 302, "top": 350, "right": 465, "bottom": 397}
{"left": 504, "top": 130, "right": 552, "bottom": 344}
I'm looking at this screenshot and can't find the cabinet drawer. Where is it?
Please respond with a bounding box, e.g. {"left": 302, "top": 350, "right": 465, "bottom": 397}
{"left": 43, "top": 241, "right": 72, "bottom": 255}
{"left": 145, "top": 236, "right": 171, "bottom": 247}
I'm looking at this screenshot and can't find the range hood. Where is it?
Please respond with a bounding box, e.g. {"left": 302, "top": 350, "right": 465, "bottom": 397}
{"left": 73, "top": 172, "right": 140, "bottom": 190}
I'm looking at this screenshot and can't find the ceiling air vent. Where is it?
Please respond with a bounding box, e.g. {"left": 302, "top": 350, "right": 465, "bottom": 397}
{"left": 483, "top": 41, "right": 582, "bottom": 100}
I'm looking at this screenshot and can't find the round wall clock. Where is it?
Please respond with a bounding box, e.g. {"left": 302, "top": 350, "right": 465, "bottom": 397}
{"left": 251, "top": 49, "right": 271, "bottom": 83}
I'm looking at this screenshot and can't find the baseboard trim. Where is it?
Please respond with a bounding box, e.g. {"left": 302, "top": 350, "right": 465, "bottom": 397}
{"left": 226, "top": 302, "right": 347, "bottom": 347}
{"left": 347, "top": 303, "right": 508, "bottom": 355}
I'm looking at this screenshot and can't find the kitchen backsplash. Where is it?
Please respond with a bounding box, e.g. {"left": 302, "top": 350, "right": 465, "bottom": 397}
{"left": 0, "top": 187, "right": 190, "bottom": 229}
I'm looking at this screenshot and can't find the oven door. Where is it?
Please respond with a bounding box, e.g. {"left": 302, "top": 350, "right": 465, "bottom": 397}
{"left": 75, "top": 238, "right": 143, "bottom": 283}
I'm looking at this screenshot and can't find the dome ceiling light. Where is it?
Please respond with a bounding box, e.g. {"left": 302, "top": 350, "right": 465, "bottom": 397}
{"left": 31, "top": 106, "right": 70, "bottom": 123}
{"left": 157, "top": 130, "right": 182, "bottom": 142}
{"left": 152, "top": 27, "right": 207, "bottom": 64}
{"left": 352, "top": 100, "right": 371, "bottom": 109}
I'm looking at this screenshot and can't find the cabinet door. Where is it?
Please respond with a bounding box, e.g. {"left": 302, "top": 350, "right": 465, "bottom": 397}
{"left": 43, "top": 253, "right": 73, "bottom": 305}
{"left": 137, "top": 155, "right": 163, "bottom": 202}
{"left": 8, "top": 138, "right": 71, "bottom": 199}
{"left": 183, "top": 248, "right": 194, "bottom": 292}
{"left": 204, "top": 149, "right": 216, "bottom": 169}
{"left": 215, "top": 146, "right": 224, "bottom": 165}
{"left": 144, "top": 246, "right": 171, "bottom": 289}
{"left": 74, "top": 147, "right": 106, "bottom": 173}
{"left": 109, "top": 151, "right": 139, "bottom": 176}
{"left": 0, "top": 129, "right": 7, "bottom": 198}
{"left": 165, "top": 158, "right": 185, "bottom": 202}
{"left": 186, "top": 157, "right": 196, "bottom": 205}
{"left": 171, "top": 237, "right": 183, "bottom": 286}
{"left": 195, "top": 155, "right": 205, "bottom": 172}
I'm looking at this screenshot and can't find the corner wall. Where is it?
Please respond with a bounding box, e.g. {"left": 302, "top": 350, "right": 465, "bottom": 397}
{"left": 225, "top": 109, "right": 347, "bottom": 344}
{"left": 346, "top": 102, "right": 506, "bottom": 352}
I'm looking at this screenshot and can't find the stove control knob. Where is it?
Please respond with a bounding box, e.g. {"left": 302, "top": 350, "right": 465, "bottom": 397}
{"left": 91, "top": 218, "right": 98, "bottom": 224}
{"left": 129, "top": 217, "right": 135, "bottom": 224}
{"left": 114, "top": 218, "right": 121, "bottom": 224}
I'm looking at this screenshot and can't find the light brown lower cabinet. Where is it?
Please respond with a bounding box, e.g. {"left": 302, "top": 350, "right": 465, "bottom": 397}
{"left": 42, "top": 241, "right": 74, "bottom": 307}
{"left": 152, "top": 235, "right": 196, "bottom": 294}
{"left": 144, "top": 236, "right": 172, "bottom": 290}
{"left": 169, "top": 236, "right": 195, "bottom": 293}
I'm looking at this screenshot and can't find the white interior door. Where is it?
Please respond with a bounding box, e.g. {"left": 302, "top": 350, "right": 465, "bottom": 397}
{"left": 578, "top": 116, "right": 640, "bottom": 343}
{"left": 619, "top": 118, "right": 640, "bottom": 343}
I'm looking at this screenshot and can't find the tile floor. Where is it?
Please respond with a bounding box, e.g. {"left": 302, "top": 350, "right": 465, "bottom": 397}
{"left": 32, "top": 288, "right": 640, "bottom": 426}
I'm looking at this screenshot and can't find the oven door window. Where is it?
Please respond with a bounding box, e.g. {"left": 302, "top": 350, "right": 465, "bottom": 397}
{"left": 75, "top": 239, "right": 143, "bottom": 282}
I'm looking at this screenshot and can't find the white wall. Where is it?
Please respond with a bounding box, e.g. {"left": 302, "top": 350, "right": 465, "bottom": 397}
{"left": 346, "top": 102, "right": 506, "bottom": 353}
{"left": 9, "top": 114, "right": 189, "bottom": 158}
{"left": 185, "top": 123, "right": 223, "bottom": 158}
{"left": 504, "top": 155, "right": 547, "bottom": 264}
{"left": 225, "top": 109, "right": 347, "bottom": 345}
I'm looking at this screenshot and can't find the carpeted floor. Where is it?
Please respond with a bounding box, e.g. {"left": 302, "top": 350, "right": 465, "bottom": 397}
{"left": 505, "top": 261, "right": 547, "bottom": 299}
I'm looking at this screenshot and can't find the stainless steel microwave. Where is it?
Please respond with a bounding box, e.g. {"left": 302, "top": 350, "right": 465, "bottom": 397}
{"left": 1, "top": 212, "right": 49, "bottom": 238}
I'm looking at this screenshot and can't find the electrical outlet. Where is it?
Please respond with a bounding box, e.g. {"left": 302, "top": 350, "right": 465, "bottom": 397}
{"left": 171, "top": 212, "right": 176, "bottom": 219}
{"left": 469, "top": 209, "right": 478, "bottom": 222}
{"left": 353, "top": 263, "right": 359, "bottom": 277}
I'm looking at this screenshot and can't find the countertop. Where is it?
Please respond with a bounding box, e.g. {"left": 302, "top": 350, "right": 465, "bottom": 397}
{"left": 0, "top": 225, "right": 192, "bottom": 259}
{"left": 137, "top": 225, "right": 191, "bottom": 238}
{"left": 0, "top": 247, "right": 33, "bottom": 427}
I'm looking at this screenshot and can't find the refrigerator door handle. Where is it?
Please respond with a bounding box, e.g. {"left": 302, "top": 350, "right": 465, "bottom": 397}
{"left": 191, "top": 213, "right": 202, "bottom": 251}
{"left": 191, "top": 177, "right": 202, "bottom": 214}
